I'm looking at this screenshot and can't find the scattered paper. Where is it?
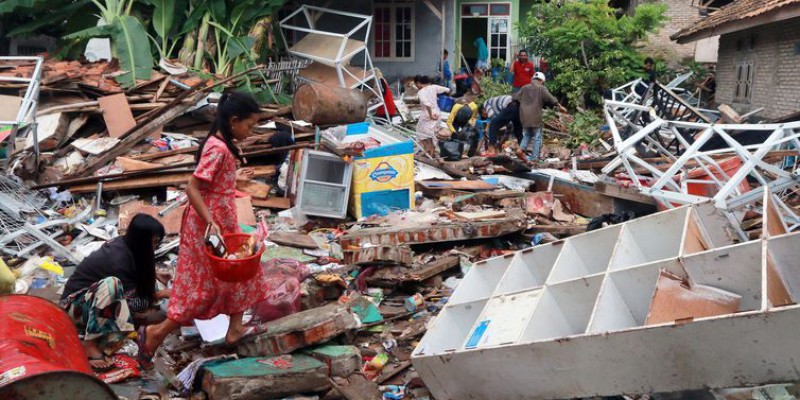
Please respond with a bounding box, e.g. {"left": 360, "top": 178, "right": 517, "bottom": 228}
{"left": 194, "top": 314, "right": 230, "bottom": 342}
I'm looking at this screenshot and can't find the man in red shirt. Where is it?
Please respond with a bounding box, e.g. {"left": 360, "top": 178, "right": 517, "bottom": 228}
{"left": 510, "top": 50, "right": 535, "bottom": 92}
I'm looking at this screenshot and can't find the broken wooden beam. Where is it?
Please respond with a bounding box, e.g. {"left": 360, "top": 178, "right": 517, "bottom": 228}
{"left": 343, "top": 245, "right": 413, "bottom": 266}
{"left": 366, "top": 256, "right": 460, "bottom": 286}
{"left": 68, "top": 172, "right": 194, "bottom": 193}
{"left": 340, "top": 210, "right": 527, "bottom": 247}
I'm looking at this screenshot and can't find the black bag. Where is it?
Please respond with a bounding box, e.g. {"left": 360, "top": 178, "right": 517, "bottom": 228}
{"left": 439, "top": 140, "right": 464, "bottom": 161}
{"left": 455, "top": 126, "right": 480, "bottom": 157}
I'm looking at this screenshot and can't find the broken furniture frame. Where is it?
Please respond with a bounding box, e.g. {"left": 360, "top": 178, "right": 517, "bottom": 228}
{"left": 0, "top": 176, "right": 90, "bottom": 264}
{"left": 262, "top": 58, "right": 312, "bottom": 94}
{"left": 601, "top": 97, "right": 800, "bottom": 236}
{"left": 0, "top": 56, "right": 44, "bottom": 167}
{"left": 413, "top": 199, "right": 800, "bottom": 399}
{"left": 278, "top": 5, "right": 389, "bottom": 118}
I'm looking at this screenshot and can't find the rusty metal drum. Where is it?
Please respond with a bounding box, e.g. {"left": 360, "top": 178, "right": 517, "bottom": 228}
{"left": 293, "top": 82, "right": 367, "bottom": 125}
{"left": 0, "top": 295, "right": 116, "bottom": 400}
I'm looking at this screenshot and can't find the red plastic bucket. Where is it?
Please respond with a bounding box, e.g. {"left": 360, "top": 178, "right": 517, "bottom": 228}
{"left": 206, "top": 233, "right": 264, "bottom": 282}
{"left": 0, "top": 294, "right": 116, "bottom": 400}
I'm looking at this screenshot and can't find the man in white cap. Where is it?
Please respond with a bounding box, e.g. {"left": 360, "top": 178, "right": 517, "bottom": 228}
{"left": 512, "top": 71, "right": 567, "bottom": 163}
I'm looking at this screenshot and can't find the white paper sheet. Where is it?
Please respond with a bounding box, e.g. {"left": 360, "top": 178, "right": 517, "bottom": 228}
{"left": 194, "top": 314, "right": 230, "bottom": 342}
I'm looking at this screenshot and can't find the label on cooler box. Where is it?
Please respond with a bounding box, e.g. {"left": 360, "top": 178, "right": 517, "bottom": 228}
{"left": 369, "top": 161, "right": 399, "bottom": 182}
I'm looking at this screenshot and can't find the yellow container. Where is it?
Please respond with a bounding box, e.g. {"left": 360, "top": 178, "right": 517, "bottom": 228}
{"left": 344, "top": 123, "right": 415, "bottom": 219}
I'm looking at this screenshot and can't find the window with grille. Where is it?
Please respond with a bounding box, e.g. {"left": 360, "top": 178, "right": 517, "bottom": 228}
{"left": 373, "top": 1, "right": 415, "bottom": 61}
{"left": 734, "top": 61, "right": 754, "bottom": 103}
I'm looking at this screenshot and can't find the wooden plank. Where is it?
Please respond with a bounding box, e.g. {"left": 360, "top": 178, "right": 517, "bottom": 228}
{"left": 236, "top": 180, "right": 271, "bottom": 199}
{"left": 268, "top": 231, "right": 319, "bottom": 249}
{"left": 116, "top": 156, "right": 160, "bottom": 172}
{"left": 251, "top": 165, "right": 277, "bottom": 178}
{"left": 525, "top": 173, "right": 617, "bottom": 217}
{"left": 766, "top": 255, "right": 794, "bottom": 307}
{"left": 98, "top": 93, "right": 137, "bottom": 138}
{"left": 417, "top": 180, "right": 497, "bottom": 191}
{"left": 118, "top": 200, "right": 184, "bottom": 235}
{"left": 235, "top": 196, "right": 257, "bottom": 226}
{"left": 68, "top": 172, "right": 193, "bottom": 193}
{"left": 453, "top": 210, "right": 507, "bottom": 221}
{"left": 252, "top": 197, "right": 291, "bottom": 209}
{"left": 524, "top": 225, "right": 586, "bottom": 236}
{"left": 133, "top": 146, "right": 197, "bottom": 161}
{"left": 593, "top": 180, "right": 657, "bottom": 206}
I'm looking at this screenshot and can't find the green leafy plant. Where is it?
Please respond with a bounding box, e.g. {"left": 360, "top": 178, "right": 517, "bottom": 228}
{"left": 565, "top": 109, "right": 604, "bottom": 149}
{"left": 477, "top": 76, "right": 512, "bottom": 105}
{"left": 518, "top": 0, "right": 667, "bottom": 109}
{"left": 490, "top": 58, "right": 506, "bottom": 69}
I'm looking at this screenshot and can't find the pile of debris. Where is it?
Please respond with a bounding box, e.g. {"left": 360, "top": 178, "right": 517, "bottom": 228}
{"left": 3, "top": 48, "right": 800, "bottom": 400}
{"left": 0, "top": 53, "right": 618, "bottom": 400}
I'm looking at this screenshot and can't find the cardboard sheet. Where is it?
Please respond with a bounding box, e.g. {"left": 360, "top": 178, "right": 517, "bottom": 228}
{"left": 645, "top": 270, "right": 741, "bottom": 325}
{"left": 98, "top": 93, "right": 137, "bottom": 138}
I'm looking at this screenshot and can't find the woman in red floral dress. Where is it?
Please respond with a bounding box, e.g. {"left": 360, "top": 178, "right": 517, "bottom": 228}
{"left": 139, "top": 91, "right": 268, "bottom": 362}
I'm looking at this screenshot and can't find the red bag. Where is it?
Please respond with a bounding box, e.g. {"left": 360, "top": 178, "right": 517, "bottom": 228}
{"left": 250, "top": 258, "right": 310, "bottom": 323}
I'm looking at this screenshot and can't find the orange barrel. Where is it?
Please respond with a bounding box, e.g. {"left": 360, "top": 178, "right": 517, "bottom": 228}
{"left": 0, "top": 295, "right": 116, "bottom": 400}
{"left": 293, "top": 82, "right": 367, "bottom": 125}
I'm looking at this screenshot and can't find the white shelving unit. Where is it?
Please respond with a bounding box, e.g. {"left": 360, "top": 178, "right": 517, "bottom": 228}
{"left": 413, "top": 199, "right": 800, "bottom": 399}
{"left": 279, "top": 5, "right": 388, "bottom": 116}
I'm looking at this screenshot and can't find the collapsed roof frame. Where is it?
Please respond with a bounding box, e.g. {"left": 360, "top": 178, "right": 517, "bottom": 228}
{"left": 279, "top": 5, "right": 389, "bottom": 118}
{"left": 601, "top": 97, "right": 800, "bottom": 237}
{"left": 0, "top": 56, "right": 44, "bottom": 168}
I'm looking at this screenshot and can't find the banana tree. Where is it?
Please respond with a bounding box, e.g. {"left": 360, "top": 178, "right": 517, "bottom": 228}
{"left": 144, "top": 0, "right": 188, "bottom": 61}
{"left": 63, "top": 0, "right": 153, "bottom": 88}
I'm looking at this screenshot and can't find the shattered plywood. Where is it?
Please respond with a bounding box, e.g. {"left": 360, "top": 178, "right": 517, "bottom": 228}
{"left": 0, "top": 94, "right": 22, "bottom": 121}
{"left": 366, "top": 256, "right": 460, "bottom": 286}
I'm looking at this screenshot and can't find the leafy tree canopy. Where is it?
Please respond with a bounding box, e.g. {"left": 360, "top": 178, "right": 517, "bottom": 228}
{"left": 518, "top": 0, "right": 667, "bottom": 108}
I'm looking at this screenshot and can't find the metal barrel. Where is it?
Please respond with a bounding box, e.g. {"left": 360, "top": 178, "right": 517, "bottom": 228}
{"left": 292, "top": 82, "right": 367, "bottom": 125}
{"left": 0, "top": 295, "right": 116, "bottom": 400}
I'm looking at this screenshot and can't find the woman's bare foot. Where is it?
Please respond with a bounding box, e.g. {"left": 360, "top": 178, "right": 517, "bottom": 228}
{"left": 225, "top": 313, "right": 247, "bottom": 345}
{"left": 225, "top": 324, "right": 246, "bottom": 345}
